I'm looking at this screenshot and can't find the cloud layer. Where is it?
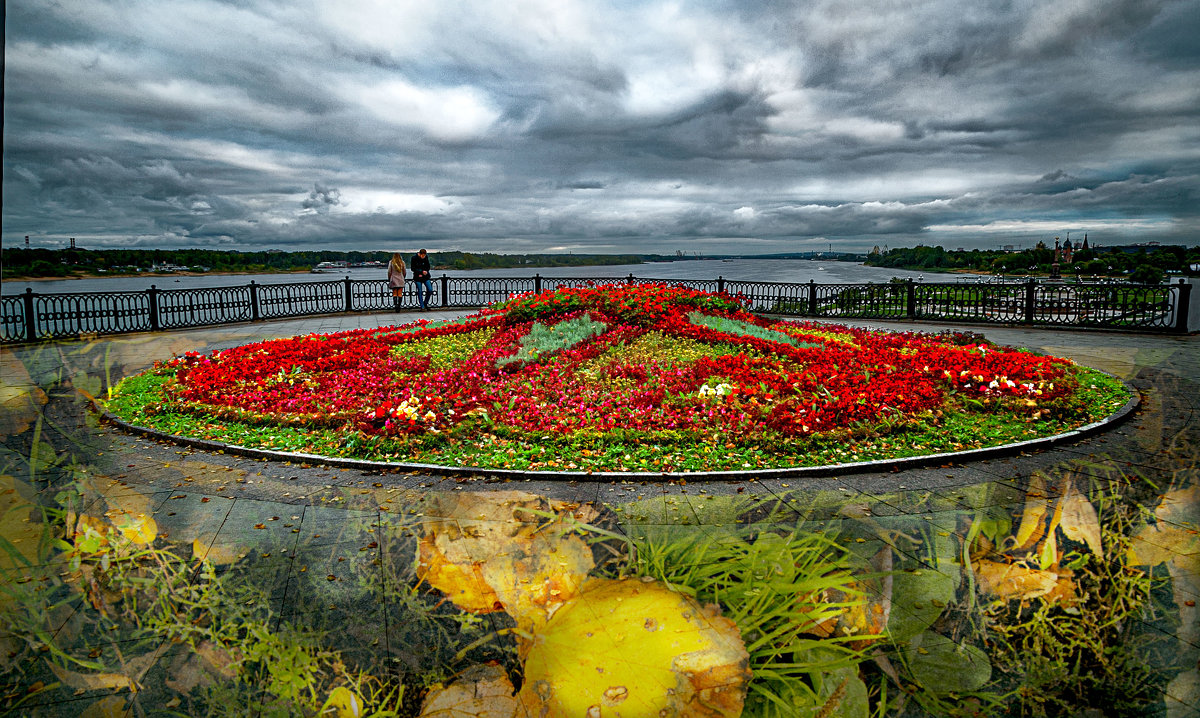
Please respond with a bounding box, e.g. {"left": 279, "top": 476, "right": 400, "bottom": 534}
{"left": 4, "top": 0, "right": 1198, "bottom": 253}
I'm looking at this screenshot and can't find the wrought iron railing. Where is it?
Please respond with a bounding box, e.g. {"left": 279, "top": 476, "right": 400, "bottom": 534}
{"left": 1, "top": 274, "right": 1191, "bottom": 343}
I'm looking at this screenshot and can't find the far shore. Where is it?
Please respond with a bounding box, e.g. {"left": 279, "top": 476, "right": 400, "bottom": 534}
{"left": 3, "top": 268, "right": 319, "bottom": 283}
{"left": 2, "top": 262, "right": 649, "bottom": 283}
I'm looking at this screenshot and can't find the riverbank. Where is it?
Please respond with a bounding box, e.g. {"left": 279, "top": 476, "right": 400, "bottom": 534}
{"left": 1, "top": 261, "right": 651, "bottom": 283}
{"left": 2, "top": 268, "right": 317, "bottom": 283}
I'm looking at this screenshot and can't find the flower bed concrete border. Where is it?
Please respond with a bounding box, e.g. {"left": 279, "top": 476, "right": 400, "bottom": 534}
{"left": 92, "top": 374, "right": 1139, "bottom": 482}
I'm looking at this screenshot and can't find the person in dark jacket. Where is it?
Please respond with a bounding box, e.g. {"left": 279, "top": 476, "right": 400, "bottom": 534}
{"left": 410, "top": 249, "right": 433, "bottom": 310}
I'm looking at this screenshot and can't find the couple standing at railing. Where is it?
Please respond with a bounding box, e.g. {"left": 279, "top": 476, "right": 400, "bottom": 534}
{"left": 388, "top": 249, "right": 434, "bottom": 311}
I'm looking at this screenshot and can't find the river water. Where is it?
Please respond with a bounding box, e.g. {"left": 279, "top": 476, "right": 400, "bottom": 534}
{"left": 3, "top": 259, "right": 981, "bottom": 296}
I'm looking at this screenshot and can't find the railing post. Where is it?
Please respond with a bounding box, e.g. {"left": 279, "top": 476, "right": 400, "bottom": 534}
{"left": 905, "top": 279, "right": 916, "bottom": 319}
{"left": 1024, "top": 278, "right": 1037, "bottom": 324}
{"left": 249, "top": 281, "right": 261, "bottom": 321}
{"left": 534, "top": 274, "right": 542, "bottom": 294}
{"left": 1175, "top": 279, "right": 1192, "bottom": 334}
{"left": 440, "top": 275, "right": 449, "bottom": 307}
{"left": 147, "top": 285, "right": 160, "bottom": 331}
{"left": 717, "top": 276, "right": 725, "bottom": 294}
{"left": 808, "top": 280, "right": 817, "bottom": 315}
{"left": 343, "top": 276, "right": 353, "bottom": 313}
{"left": 23, "top": 289, "right": 36, "bottom": 343}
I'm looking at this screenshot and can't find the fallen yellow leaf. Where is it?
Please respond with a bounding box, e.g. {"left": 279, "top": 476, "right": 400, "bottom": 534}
{"left": 192, "top": 538, "right": 246, "bottom": 566}
{"left": 1058, "top": 480, "right": 1103, "bottom": 558}
{"left": 0, "top": 349, "right": 48, "bottom": 437}
{"left": 322, "top": 685, "right": 366, "bottom": 718}
{"left": 46, "top": 660, "right": 135, "bottom": 692}
{"left": 1013, "top": 473, "right": 1051, "bottom": 550}
{"left": 974, "top": 559, "right": 1059, "bottom": 601}
{"left": 517, "top": 578, "right": 750, "bottom": 718}
{"left": 420, "top": 663, "right": 517, "bottom": 718}
{"left": 414, "top": 491, "right": 595, "bottom": 623}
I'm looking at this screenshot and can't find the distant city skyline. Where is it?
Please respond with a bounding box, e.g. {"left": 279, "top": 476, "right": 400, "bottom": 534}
{"left": 4, "top": 0, "right": 1199, "bottom": 253}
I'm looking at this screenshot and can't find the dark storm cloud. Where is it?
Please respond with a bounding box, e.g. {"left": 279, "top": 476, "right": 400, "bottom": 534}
{"left": 301, "top": 184, "right": 342, "bottom": 213}
{"left": 3, "top": 0, "right": 1198, "bottom": 254}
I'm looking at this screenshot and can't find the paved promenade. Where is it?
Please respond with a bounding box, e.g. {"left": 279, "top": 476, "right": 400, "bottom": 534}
{"left": 1, "top": 309, "right": 1196, "bottom": 717}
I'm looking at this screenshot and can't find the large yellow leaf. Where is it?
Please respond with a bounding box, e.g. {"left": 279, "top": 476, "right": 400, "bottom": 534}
{"left": 0, "top": 349, "right": 48, "bottom": 437}
{"left": 105, "top": 508, "right": 158, "bottom": 546}
{"left": 46, "top": 660, "right": 135, "bottom": 692}
{"left": 1125, "top": 524, "right": 1178, "bottom": 567}
{"left": 517, "top": 578, "right": 750, "bottom": 718}
{"left": 1127, "top": 485, "right": 1200, "bottom": 568}
{"left": 322, "top": 685, "right": 367, "bottom": 718}
{"left": 1013, "top": 473, "right": 1051, "bottom": 550}
{"left": 973, "top": 560, "right": 1059, "bottom": 601}
{"left": 1058, "top": 481, "right": 1103, "bottom": 558}
{"left": 420, "top": 663, "right": 517, "bottom": 718}
{"left": 479, "top": 528, "right": 594, "bottom": 637}
{"left": 192, "top": 538, "right": 247, "bottom": 566}
{"left": 416, "top": 534, "right": 501, "bottom": 614}
{"left": 1155, "top": 485, "right": 1200, "bottom": 527}
{"left": 414, "top": 491, "right": 595, "bottom": 623}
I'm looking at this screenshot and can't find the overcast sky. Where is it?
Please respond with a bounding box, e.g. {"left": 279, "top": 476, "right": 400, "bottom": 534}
{"left": 4, "top": 0, "right": 1199, "bottom": 255}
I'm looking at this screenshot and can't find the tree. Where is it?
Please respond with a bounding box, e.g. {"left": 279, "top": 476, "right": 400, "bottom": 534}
{"left": 1129, "top": 264, "right": 1164, "bottom": 285}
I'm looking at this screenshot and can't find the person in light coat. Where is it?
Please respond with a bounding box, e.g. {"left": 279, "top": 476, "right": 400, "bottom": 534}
{"left": 388, "top": 252, "right": 407, "bottom": 311}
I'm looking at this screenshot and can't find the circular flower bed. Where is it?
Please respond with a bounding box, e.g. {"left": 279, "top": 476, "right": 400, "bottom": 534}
{"left": 106, "top": 283, "right": 1129, "bottom": 473}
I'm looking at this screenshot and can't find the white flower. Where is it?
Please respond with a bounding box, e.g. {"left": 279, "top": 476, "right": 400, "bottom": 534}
{"left": 698, "top": 382, "right": 734, "bottom": 397}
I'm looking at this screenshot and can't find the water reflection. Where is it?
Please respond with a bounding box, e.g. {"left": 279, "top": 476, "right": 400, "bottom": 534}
{"left": 1, "top": 328, "right": 1196, "bottom": 717}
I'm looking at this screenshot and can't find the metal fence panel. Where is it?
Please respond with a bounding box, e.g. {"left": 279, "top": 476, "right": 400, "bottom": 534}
{"left": 1, "top": 275, "right": 1190, "bottom": 343}
{"left": 443, "top": 277, "right": 536, "bottom": 307}
{"left": 537, "top": 276, "right": 629, "bottom": 291}
{"left": 256, "top": 280, "right": 344, "bottom": 319}
{"left": 33, "top": 291, "right": 153, "bottom": 338}
{"left": 157, "top": 286, "right": 252, "bottom": 328}
{"left": 0, "top": 295, "right": 27, "bottom": 343}
{"left": 916, "top": 283, "right": 1025, "bottom": 323}
{"left": 1038, "top": 283, "right": 1176, "bottom": 330}
{"left": 352, "top": 279, "right": 404, "bottom": 311}
{"left": 636, "top": 277, "right": 720, "bottom": 293}
{"left": 805, "top": 283, "right": 907, "bottom": 318}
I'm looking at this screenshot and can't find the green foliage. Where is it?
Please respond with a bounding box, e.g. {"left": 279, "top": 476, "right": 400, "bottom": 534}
{"left": 621, "top": 514, "right": 872, "bottom": 717}
{"left": 497, "top": 314, "right": 607, "bottom": 366}
{"left": 984, "top": 485, "right": 1168, "bottom": 716}
{"left": 1129, "top": 264, "right": 1165, "bottom": 284}
{"left": 687, "top": 312, "right": 821, "bottom": 347}
{"left": 862, "top": 243, "right": 1199, "bottom": 278}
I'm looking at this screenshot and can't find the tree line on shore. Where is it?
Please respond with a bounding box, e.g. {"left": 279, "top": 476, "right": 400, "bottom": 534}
{"left": 1, "top": 248, "right": 665, "bottom": 279}
{"left": 864, "top": 243, "right": 1199, "bottom": 283}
